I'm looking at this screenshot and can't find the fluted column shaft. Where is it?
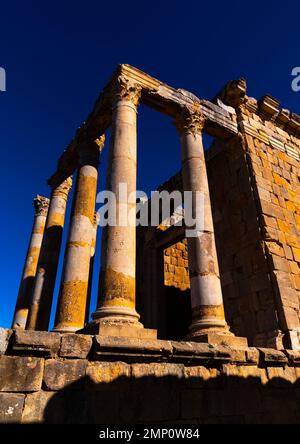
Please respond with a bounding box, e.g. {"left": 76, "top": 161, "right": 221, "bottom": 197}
{"left": 53, "top": 138, "right": 104, "bottom": 332}
{"left": 85, "top": 212, "right": 99, "bottom": 325}
{"left": 12, "top": 196, "right": 49, "bottom": 328}
{"left": 26, "top": 177, "right": 72, "bottom": 331}
{"left": 92, "top": 77, "right": 142, "bottom": 326}
{"left": 175, "top": 110, "right": 228, "bottom": 338}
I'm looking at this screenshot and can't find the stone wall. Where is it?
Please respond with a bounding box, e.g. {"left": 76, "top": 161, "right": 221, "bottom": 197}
{"left": 136, "top": 89, "right": 300, "bottom": 350}
{"left": 206, "top": 136, "right": 281, "bottom": 348}
{"left": 1, "top": 328, "right": 300, "bottom": 424}
{"left": 238, "top": 100, "right": 300, "bottom": 350}
{"left": 164, "top": 240, "right": 189, "bottom": 291}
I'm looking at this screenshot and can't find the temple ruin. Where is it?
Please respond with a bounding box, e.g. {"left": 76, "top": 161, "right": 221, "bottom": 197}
{"left": 2, "top": 65, "right": 300, "bottom": 423}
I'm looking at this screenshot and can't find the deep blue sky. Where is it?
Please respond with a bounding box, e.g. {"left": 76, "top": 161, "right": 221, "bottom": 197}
{"left": 1, "top": 0, "right": 300, "bottom": 328}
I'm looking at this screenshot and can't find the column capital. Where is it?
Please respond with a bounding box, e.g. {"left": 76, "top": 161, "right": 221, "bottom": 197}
{"left": 77, "top": 134, "right": 105, "bottom": 166}
{"left": 174, "top": 109, "right": 205, "bottom": 137}
{"left": 51, "top": 176, "right": 72, "bottom": 200}
{"left": 33, "top": 195, "right": 49, "bottom": 217}
{"left": 115, "top": 75, "right": 142, "bottom": 107}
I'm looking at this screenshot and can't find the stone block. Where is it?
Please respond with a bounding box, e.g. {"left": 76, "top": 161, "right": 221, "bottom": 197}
{"left": 171, "top": 341, "right": 215, "bottom": 363}
{"left": 22, "top": 391, "right": 64, "bottom": 423}
{"left": 245, "top": 348, "right": 260, "bottom": 364}
{"left": 184, "top": 366, "right": 219, "bottom": 388}
{"left": 222, "top": 364, "right": 268, "bottom": 385}
{"left": 282, "top": 306, "right": 300, "bottom": 329}
{"left": 86, "top": 361, "right": 130, "bottom": 386}
{"left": 266, "top": 366, "right": 297, "bottom": 385}
{"left": 86, "top": 322, "right": 157, "bottom": 340}
{"left": 43, "top": 359, "right": 87, "bottom": 391}
{"left": 125, "top": 364, "right": 182, "bottom": 422}
{"left": 279, "top": 286, "right": 299, "bottom": 309}
{"left": 272, "top": 256, "right": 290, "bottom": 272}
{"left": 131, "top": 363, "right": 184, "bottom": 379}
{"left": 283, "top": 349, "right": 300, "bottom": 366}
{"left": 0, "top": 393, "right": 25, "bottom": 423}
{"left": 283, "top": 244, "right": 293, "bottom": 260}
{"left": 12, "top": 330, "right": 61, "bottom": 357}
{"left": 0, "top": 328, "right": 12, "bottom": 355}
{"left": 191, "top": 332, "right": 248, "bottom": 348}
{"left": 60, "top": 334, "right": 92, "bottom": 359}
{"left": 292, "top": 247, "right": 300, "bottom": 262}
{"left": 94, "top": 335, "right": 172, "bottom": 359}
{"left": 215, "top": 346, "right": 247, "bottom": 363}
{"left": 258, "top": 348, "right": 288, "bottom": 366}
{"left": 266, "top": 241, "right": 285, "bottom": 257}
{"left": 181, "top": 389, "right": 204, "bottom": 419}
{"left": 0, "top": 356, "right": 43, "bottom": 392}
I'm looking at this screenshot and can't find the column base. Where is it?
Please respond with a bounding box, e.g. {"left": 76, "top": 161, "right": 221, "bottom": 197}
{"left": 187, "top": 330, "right": 248, "bottom": 347}
{"left": 52, "top": 326, "right": 79, "bottom": 334}
{"left": 82, "top": 318, "right": 157, "bottom": 339}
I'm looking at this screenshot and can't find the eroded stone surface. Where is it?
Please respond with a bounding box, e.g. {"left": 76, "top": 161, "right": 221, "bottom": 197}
{"left": 0, "top": 328, "right": 12, "bottom": 355}
{"left": 60, "top": 334, "right": 92, "bottom": 359}
{"left": 43, "top": 359, "right": 87, "bottom": 390}
{"left": 0, "top": 393, "right": 25, "bottom": 423}
{"left": 22, "top": 391, "right": 64, "bottom": 423}
{"left": 12, "top": 330, "right": 61, "bottom": 357}
{"left": 0, "top": 356, "right": 43, "bottom": 392}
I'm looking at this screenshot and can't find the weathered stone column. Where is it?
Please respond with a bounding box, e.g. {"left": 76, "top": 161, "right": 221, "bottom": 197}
{"left": 175, "top": 109, "right": 247, "bottom": 346}
{"left": 12, "top": 195, "right": 49, "bottom": 329}
{"left": 91, "top": 77, "right": 156, "bottom": 339}
{"left": 85, "top": 212, "right": 99, "bottom": 325}
{"left": 26, "top": 177, "right": 72, "bottom": 331}
{"left": 53, "top": 137, "right": 104, "bottom": 332}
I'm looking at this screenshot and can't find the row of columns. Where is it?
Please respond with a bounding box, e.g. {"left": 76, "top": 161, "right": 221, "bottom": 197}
{"left": 12, "top": 77, "right": 232, "bottom": 341}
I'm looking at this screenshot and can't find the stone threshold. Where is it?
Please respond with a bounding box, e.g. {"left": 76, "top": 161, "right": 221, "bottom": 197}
{"left": 1, "top": 328, "right": 300, "bottom": 367}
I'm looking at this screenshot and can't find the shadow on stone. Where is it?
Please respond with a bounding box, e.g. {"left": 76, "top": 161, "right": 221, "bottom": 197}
{"left": 40, "top": 369, "right": 300, "bottom": 424}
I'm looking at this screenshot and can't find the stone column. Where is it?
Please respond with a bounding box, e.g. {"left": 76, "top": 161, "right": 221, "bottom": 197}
{"left": 26, "top": 177, "right": 72, "bottom": 331}
{"left": 53, "top": 137, "right": 104, "bottom": 332}
{"left": 91, "top": 77, "right": 156, "bottom": 339}
{"left": 12, "top": 195, "right": 49, "bottom": 329}
{"left": 175, "top": 109, "right": 246, "bottom": 346}
{"left": 85, "top": 212, "right": 99, "bottom": 325}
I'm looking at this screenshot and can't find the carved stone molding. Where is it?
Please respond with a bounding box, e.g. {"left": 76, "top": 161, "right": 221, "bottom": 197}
{"left": 95, "top": 134, "right": 105, "bottom": 152}
{"left": 34, "top": 195, "right": 49, "bottom": 217}
{"left": 52, "top": 176, "right": 72, "bottom": 199}
{"left": 115, "top": 75, "right": 142, "bottom": 107}
{"left": 78, "top": 134, "right": 105, "bottom": 166}
{"left": 174, "top": 109, "right": 205, "bottom": 137}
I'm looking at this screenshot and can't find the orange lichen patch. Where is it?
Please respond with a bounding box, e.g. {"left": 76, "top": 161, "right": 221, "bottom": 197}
{"left": 164, "top": 241, "right": 190, "bottom": 290}
{"left": 24, "top": 247, "right": 41, "bottom": 276}
{"left": 277, "top": 220, "right": 291, "bottom": 234}
{"left": 74, "top": 174, "right": 97, "bottom": 223}
{"left": 33, "top": 222, "right": 46, "bottom": 234}
{"left": 56, "top": 280, "right": 88, "bottom": 328}
{"left": 99, "top": 267, "right": 135, "bottom": 306}
{"left": 292, "top": 247, "right": 300, "bottom": 262}
{"left": 277, "top": 231, "right": 286, "bottom": 245}
{"left": 101, "top": 297, "right": 135, "bottom": 309}
{"left": 14, "top": 308, "right": 28, "bottom": 323}
{"left": 289, "top": 261, "right": 300, "bottom": 274}
{"left": 192, "top": 304, "right": 225, "bottom": 320}
{"left": 285, "top": 234, "right": 300, "bottom": 248}
{"left": 48, "top": 212, "right": 65, "bottom": 227}
{"left": 67, "top": 241, "right": 90, "bottom": 248}
{"left": 273, "top": 173, "right": 283, "bottom": 186}
{"left": 286, "top": 201, "right": 296, "bottom": 212}
{"left": 288, "top": 190, "right": 298, "bottom": 201}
